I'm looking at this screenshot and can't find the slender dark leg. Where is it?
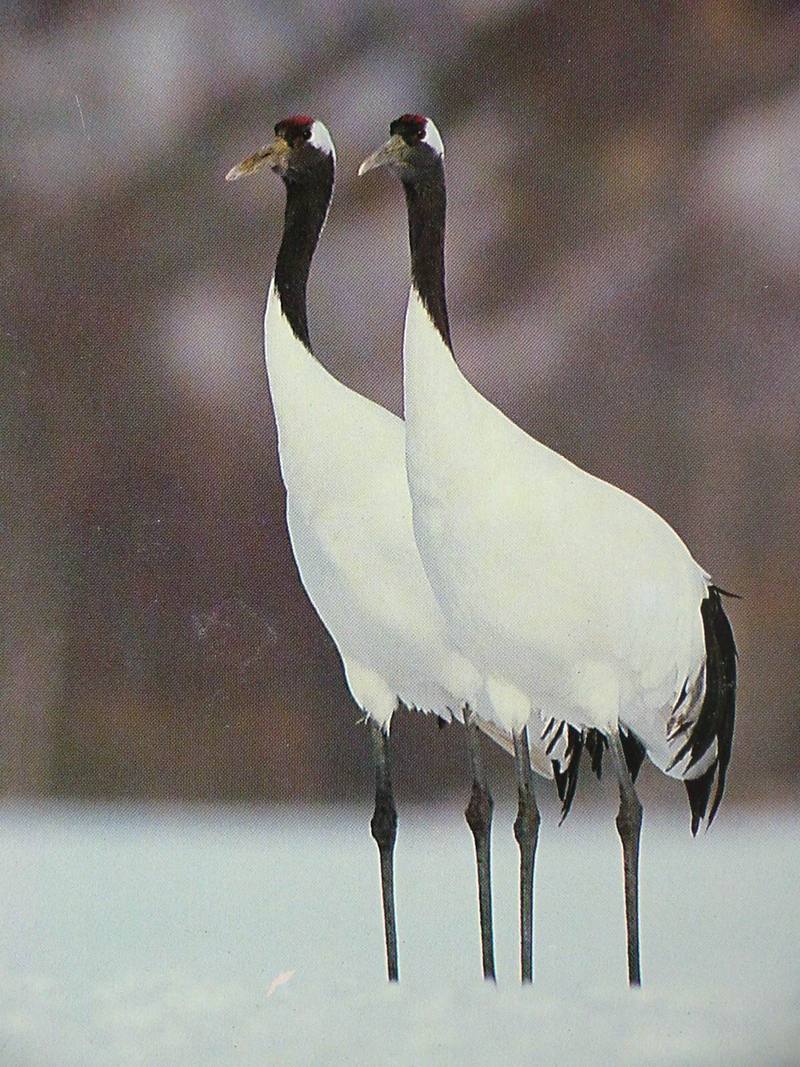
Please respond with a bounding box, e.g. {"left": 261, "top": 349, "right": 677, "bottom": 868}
{"left": 369, "top": 719, "right": 399, "bottom": 982}
{"left": 608, "top": 730, "right": 643, "bottom": 987}
{"left": 512, "top": 726, "right": 540, "bottom": 984}
{"left": 463, "top": 706, "right": 496, "bottom": 982}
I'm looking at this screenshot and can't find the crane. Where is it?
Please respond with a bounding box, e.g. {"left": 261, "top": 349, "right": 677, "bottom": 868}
{"left": 359, "top": 114, "right": 737, "bottom": 986}
{"left": 227, "top": 116, "right": 582, "bottom": 983}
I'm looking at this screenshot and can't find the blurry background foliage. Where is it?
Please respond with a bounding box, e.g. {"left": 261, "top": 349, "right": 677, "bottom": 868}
{"left": 1, "top": 0, "right": 798, "bottom": 807}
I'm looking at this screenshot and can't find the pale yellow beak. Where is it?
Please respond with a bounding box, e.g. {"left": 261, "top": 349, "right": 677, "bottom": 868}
{"left": 225, "top": 136, "right": 290, "bottom": 182}
{"left": 357, "top": 134, "right": 406, "bottom": 177}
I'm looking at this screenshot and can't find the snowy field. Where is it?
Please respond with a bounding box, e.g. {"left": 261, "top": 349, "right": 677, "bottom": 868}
{"left": 0, "top": 803, "right": 797, "bottom": 1066}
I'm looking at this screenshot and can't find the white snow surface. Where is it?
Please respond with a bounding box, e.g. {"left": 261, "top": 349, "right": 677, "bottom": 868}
{"left": 0, "top": 803, "right": 796, "bottom": 1066}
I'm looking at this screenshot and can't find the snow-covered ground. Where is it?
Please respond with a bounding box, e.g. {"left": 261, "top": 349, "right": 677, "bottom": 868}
{"left": 0, "top": 803, "right": 796, "bottom": 1066}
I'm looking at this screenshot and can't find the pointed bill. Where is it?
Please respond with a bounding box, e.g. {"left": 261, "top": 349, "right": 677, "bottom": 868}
{"left": 357, "top": 135, "right": 405, "bottom": 177}
{"left": 226, "top": 137, "right": 289, "bottom": 182}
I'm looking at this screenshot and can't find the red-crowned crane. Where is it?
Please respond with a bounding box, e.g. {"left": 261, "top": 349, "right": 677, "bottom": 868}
{"left": 226, "top": 116, "right": 582, "bottom": 984}
{"left": 359, "top": 114, "right": 737, "bottom": 987}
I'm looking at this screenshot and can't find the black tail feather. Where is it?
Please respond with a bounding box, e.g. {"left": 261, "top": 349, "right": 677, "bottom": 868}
{"left": 620, "top": 727, "right": 647, "bottom": 783}
{"left": 680, "top": 586, "right": 737, "bottom": 833}
{"left": 582, "top": 726, "right": 645, "bottom": 783}
{"left": 584, "top": 729, "right": 606, "bottom": 779}
{"left": 684, "top": 764, "right": 716, "bottom": 836}
{"left": 553, "top": 725, "right": 585, "bottom": 822}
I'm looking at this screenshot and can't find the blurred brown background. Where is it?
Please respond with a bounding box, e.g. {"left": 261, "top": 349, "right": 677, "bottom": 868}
{"left": 1, "top": 0, "right": 798, "bottom": 807}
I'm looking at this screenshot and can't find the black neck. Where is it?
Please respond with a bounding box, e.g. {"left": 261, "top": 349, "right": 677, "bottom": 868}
{"left": 402, "top": 160, "right": 451, "bottom": 349}
{"left": 274, "top": 155, "right": 334, "bottom": 350}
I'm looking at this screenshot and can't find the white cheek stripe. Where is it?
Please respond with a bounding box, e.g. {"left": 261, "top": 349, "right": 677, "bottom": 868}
{"left": 422, "top": 118, "right": 444, "bottom": 157}
{"left": 310, "top": 120, "right": 336, "bottom": 161}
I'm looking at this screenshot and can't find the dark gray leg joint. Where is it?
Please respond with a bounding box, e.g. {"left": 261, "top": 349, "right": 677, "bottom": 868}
{"left": 371, "top": 786, "right": 398, "bottom": 853}
{"left": 465, "top": 779, "right": 494, "bottom": 837}
{"left": 615, "top": 791, "right": 642, "bottom": 840}
{"left": 514, "top": 794, "right": 540, "bottom": 848}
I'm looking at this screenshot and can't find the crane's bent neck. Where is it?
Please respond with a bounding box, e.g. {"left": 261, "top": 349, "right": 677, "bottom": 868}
{"left": 273, "top": 157, "right": 334, "bottom": 351}
{"left": 402, "top": 162, "right": 451, "bottom": 351}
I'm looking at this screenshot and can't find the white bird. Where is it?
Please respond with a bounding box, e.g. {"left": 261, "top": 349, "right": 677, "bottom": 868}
{"left": 359, "top": 114, "right": 737, "bottom": 987}
{"left": 226, "top": 116, "right": 581, "bottom": 983}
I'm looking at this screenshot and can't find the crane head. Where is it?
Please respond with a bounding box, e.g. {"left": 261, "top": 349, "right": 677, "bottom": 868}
{"left": 358, "top": 114, "right": 444, "bottom": 180}
{"left": 226, "top": 116, "right": 335, "bottom": 183}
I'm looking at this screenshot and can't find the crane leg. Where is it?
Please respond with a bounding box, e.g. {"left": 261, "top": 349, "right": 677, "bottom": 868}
{"left": 464, "top": 706, "right": 496, "bottom": 981}
{"left": 369, "top": 719, "right": 399, "bottom": 982}
{"left": 609, "top": 730, "right": 643, "bottom": 987}
{"left": 513, "top": 725, "right": 540, "bottom": 984}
